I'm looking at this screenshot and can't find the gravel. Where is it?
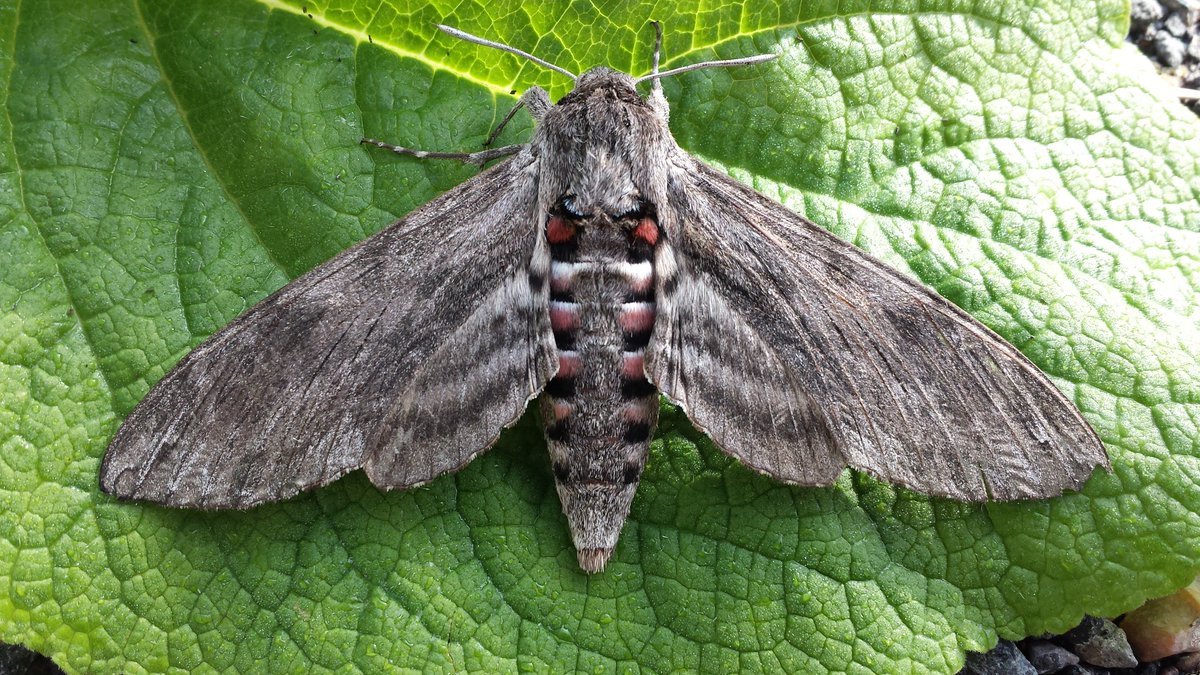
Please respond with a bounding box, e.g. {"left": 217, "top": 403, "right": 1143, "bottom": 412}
{"left": 1129, "top": 0, "right": 1200, "bottom": 115}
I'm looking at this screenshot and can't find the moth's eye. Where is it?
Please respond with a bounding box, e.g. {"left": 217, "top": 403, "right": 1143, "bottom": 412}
{"left": 613, "top": 198, "right": 654, "bottom": 222}
{"left": 553, "top": 195, "right": 590, "bottom": 219}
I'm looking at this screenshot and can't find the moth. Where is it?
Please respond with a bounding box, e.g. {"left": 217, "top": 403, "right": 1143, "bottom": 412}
{"left": 101, "top": 24, "right": 1109, "bottom": 573}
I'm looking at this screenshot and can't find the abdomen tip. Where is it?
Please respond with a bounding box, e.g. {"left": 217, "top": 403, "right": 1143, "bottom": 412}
{"left": 577, "top": 547, "right": 614, "bottom": 573}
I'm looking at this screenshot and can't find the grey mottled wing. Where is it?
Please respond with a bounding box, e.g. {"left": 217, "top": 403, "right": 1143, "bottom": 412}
{"left": 101, "top": 154, "right": 557, "bottom": 508}
{"left": 647, "top": 160, "right": 1108, "bottom": 500}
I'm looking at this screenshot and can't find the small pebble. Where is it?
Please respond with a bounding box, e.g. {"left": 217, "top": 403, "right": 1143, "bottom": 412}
{"left": 1133, "top": 0, "right": 1167, "bottom": 23}
{"left": 1163, "top": 0, "right": 1200, "bottom": 23}
{"left": 1024, "top": 639, "right": 1080, "bottom": 674}
{"left": 1166, "top": 13, "right": 1190, "bottom": 37}
{"left": 1176, "top": 651, "right": 1200, "bottom": 671}
{"left": 962, "top": 640, "right": 1037, "bottom": 675}
{"left": 1062, "top": 616, "right": 1138, "bottom": 669}
{"left": 1156, "top": 32, "right": 1188, "bottom": 66}
{"left": 1120, "top": 578, "right": 1200, "bottom": 662}
{"left": 1187, "top": 38, "right": 1200, "bottom": 61}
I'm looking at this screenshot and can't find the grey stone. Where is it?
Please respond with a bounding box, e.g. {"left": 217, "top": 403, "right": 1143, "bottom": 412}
{"left": 1062, "top": 616, "right": 1139, "bottom": 669}
{"left": 1176, "top": 651, "right": 1200, "bottom": 673}
{"left": 1024, "top": 639, "right": 1080, "bottom": 674}
{"left": 1157, "top": 32, "right": 1188, "bottom": 67}
{"left": 1133, "top": 0, "right": 1166, "bottom": 24}
{"left": 962, "top": 640, "right": 1037, "bottom": 675}
{"left": 1164, "top": 0, "right": 1200, "bottom": 25}
{"left": 1166, "top": 13, "right": 1189, "bottom": 37}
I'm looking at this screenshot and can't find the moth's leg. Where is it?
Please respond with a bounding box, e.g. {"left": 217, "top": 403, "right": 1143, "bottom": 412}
{"left": 484, "top": 86, "right": 550, "bottom": 147}
{"left": 521, "top": 86, "right": 551, "bottom": 120}
{"left": 358, "top": 139, "right": 524, "bottom": 167}
{"left": 363, "top": 86, "right": 546, "bottom": 163}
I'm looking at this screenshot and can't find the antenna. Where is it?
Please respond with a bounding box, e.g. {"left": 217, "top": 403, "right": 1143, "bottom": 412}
{"left": 437, "top": 25, "right": 578, "bottom": 81}
{"left": 635, "top": 53, "right": 777, "bottom": 85}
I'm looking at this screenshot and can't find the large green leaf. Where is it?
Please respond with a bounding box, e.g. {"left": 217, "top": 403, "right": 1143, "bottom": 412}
{"left": 2, "top": 0, "right": 1198, "bottom": 672}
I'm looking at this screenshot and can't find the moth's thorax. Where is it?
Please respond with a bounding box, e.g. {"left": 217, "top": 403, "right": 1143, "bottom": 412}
{"left": 538, "top": 194, "right": 661, "bottom": 573}
{"left": 534, "top": 68, "right": 672, "bottom": 217}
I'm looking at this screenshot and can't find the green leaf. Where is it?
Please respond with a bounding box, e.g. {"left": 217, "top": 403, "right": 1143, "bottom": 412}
{"left": 2, "top": 0, "right": 1198, "bottom": 672}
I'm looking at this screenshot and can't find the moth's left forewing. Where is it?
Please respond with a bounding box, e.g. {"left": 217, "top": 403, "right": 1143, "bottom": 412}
{"left": 647, "top": 154, "right": 1109, "bottom": 501}
{"left": 101, "top": 154, "right": 557, "bottom": 508}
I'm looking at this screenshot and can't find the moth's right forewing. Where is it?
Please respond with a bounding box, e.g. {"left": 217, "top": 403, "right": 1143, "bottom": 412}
{"left": 649, "top": 158, "right": 1108, "bottom": 501}
{"left": 101, "top": 153, "right": 557, "bottom": 509}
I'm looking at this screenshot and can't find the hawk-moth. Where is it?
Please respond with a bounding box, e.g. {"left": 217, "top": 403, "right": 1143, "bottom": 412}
{"left": 101, "top": 24, "right": 1109, "bottom": 573}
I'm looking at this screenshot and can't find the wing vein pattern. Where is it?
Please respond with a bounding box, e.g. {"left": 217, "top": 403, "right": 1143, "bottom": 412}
{"left": 102, "top": 154, "right": 557, "bottom": 508}
{"left": 647, "top": 159, "right": 1107, "bottom": 500}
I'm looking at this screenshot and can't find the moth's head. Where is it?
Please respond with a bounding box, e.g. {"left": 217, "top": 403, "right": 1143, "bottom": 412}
{"left": 554, "top": 67, "right": 644, "bottom": 109}
{"left": 564, "top": 67, "right": 640, "bottom": 100}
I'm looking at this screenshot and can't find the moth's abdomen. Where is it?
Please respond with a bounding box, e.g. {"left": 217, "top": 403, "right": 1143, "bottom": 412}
{"left": 539, "top": 207, "right": 660, "bottom": 573}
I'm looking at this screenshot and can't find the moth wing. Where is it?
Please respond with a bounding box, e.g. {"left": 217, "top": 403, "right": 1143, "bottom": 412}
{"left": 648, "top": 160, "right": 1108, "bottom": 500}
{"left": 101, "top": 155, "right": 557, "bottom": 508}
